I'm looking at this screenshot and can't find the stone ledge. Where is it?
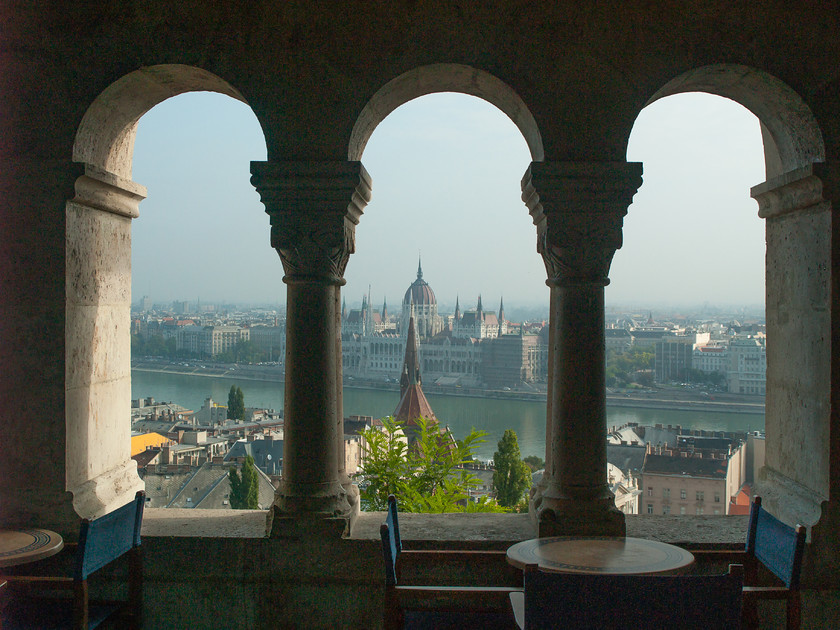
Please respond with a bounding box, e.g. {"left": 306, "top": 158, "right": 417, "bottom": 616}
{"left": 142, "top": 508, "right": 749, "bottom": 545}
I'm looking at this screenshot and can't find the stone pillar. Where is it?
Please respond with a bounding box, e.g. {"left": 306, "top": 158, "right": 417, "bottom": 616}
{"left": 251, "top": 161, "right": 370, "bottom": 537}
{"left": 522, "top": 162, "right": 641, "bottom": 537}
{"left": 751, "top": 163, "right": 835, "bottom": 584}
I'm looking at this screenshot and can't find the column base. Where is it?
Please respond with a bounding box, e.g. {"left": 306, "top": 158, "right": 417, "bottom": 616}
{"left": 808, "top": 500, "right": 840, "bottom": 587}
{"left": 531, "top": 481, "right": 625, "bottom": 537}
{"left": 70, "top": 460, "right": 145, "bottom": 520}
{"left": 753, "top": 466, "right": 824, "bottom": 532}
{"left": 267, "top": 479, "right": 356, "bottom": 538}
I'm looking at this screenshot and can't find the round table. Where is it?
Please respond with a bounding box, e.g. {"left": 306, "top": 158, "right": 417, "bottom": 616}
{"left": 506, "top": 536, "right": 694, "bottom": 575}
{"left": 0, "top": 529, "right": 64, "bottom": 568}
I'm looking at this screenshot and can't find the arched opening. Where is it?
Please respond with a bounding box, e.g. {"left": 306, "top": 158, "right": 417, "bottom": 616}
{"left": 615, "top": 92, "right": 766, "bottom": 517}
{"left": 66, "top": 65, "right": 266, "bottom": 518}
{"left": 346, "top": 79, "right": 545, "bottom": 510}
{"left": 349, "top": 63, "right": 544, "bottom": 162}
{"left": 628, "top": 65, "right": 828, "bottom": 529}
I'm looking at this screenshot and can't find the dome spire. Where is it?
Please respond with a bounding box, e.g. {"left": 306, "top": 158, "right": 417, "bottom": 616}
{"left": 417, "top": 254, "right": 423, "bottom": 280}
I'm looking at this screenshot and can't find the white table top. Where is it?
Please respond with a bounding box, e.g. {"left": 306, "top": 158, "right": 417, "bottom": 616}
{"left": 506, "top": 536, "right": 694, "bottom": 575}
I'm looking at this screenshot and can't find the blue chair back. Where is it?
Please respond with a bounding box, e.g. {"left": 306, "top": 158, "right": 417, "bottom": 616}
{"left": 75, "top": 491, "right": 145, "bottom": 580}
{"left": 746, "top": 496, "right": 806, "bottom": 589}
{"left": 523, "top": 564, "right": 744, "bottom": 630}
{"left": 386, "top": 494, "right": 401, "bottom": 553}
{"left": 380, "top": 495, "right": 402, "bottom": 587}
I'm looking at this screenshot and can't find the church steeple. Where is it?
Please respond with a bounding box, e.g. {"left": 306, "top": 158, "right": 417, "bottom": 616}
{"left": 399, "top": 316, "right": 421, "bottom": 398}
{"left": 476, "top": 294, "right": 483, "bottom": 319}
{"left": 382, "top": 297, "right": 389, "bottom": 322}
{"left": 454, "top": 295, "right": 461, "bottom": 322}
{"left": 498, "top": 296, "right": 505, "bottom": 323}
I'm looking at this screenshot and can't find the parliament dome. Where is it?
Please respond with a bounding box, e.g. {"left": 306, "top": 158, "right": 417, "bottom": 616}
{"left": 403, "top": 260, "right": 436, "bottom": 306}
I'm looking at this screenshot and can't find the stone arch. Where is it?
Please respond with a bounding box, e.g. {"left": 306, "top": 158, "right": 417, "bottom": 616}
{"left": 66, "top": 65, "right": 264, "bottom": 519}
{"left": 644, "top": 64, "right": 824, "bottom": 178}
{"left": 638, "top": 64, "right": 829, "bottom": 531}
{"left": 74, "top": 64, "right": 255, "bottom": 179}
{"left": 348, "top": 63, "right": 544, "bottom": 162}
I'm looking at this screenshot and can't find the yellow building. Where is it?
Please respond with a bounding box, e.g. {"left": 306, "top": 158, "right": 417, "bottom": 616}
{"left": 130, "top": 432, "right": 169, "bottom": 457}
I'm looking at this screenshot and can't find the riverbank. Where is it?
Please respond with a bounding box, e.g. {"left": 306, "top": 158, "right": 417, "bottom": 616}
{"left": 131, "top": 360, "right": 765, "bottom": 415}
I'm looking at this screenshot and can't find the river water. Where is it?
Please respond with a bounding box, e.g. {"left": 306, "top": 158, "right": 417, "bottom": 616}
{"left": 131, "top": 370, "right": 765, "bottom": 461}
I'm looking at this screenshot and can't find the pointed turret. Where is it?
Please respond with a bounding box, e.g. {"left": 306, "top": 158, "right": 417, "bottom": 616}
{"left": 454, "top": 295, "right": 461, "bottom": 322}
{"left": 417, "top": 255, "right": 423, "bottom": 280}
{"left": 476, "top": 294, "right": 483, "bottom": 320}
{"left": 394, "top": 315, "right": 439, "bottom": 446}
{"left": 342, "top": 297, "right": 347, "bottom": 320}
{"left": 382, "top": 298, "right": 389, "bottom": 322}
{"left": 399, "top": 316, "right": 421, "bottom": 398}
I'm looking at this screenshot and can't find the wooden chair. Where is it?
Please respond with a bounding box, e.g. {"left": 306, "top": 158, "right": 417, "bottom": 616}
{"left": 517, "top": 563, "right": 744, "bottom": 630}
{"left": 2, "top": 491, "right": 145, "bottom": 630}
{"left": 381, "top": 495, "right": 521, "bottom": 629}
{"left": 693, "top": 495, "right": 807, "bottom": 629}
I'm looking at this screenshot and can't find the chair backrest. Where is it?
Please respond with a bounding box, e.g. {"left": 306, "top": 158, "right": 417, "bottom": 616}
{"left": 381, "top": 495, "right": 405, "bottom": 587}
{"left": 75, "top": 491, "right": 145, "bottom": 580}
{"left": 746, "top": 496, "right": 806, "bottom": 589}
{"left": 380, "top": 521, "right": 398, "bottom": 587}
{"left": 523, "top": 564, "right": 744, "bottom": 630}
{"left": 386, "top": 494, "right": 401, "bottom": 553}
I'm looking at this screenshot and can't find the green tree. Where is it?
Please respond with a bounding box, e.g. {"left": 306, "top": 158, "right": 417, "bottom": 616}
{"left": 523, "top": 455, "right": 545, "bottom": 472}
{"left": 228, "top": 455, "right": 259, "bottom": 509}
{"left": 227, "top": 385, "right": 245, "bottom": 420}
{"left": 357, "top": 417, "right": 498, "bottom": 513}
{"left": 492, "top": 429, "right": 532, "bottom": 507}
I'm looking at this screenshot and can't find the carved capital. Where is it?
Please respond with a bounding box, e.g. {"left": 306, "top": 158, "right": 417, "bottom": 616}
{"left": 522, "top": 162, "right": 642, "bottom": 285}
{"left": 251, "top": 161, "right": 372, "bottom": 283}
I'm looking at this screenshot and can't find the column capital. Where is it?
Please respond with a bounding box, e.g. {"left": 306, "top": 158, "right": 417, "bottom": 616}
{"left": 521, "top": 161, "right": 642, "bottom": 286}
{"left": 250, "top": 161, "right": 372, "bottom": 284}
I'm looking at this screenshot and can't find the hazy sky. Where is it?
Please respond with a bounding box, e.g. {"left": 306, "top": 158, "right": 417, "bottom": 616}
{"left": 131, "top": 91, "right": 766, "bottom": 314}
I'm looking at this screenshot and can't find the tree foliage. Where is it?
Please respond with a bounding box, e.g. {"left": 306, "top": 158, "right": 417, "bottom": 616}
{"left": 523, "top": 455, "right": 545, "bottom": 473}
{"left": 357, "top": 417, "right": 501, "bottom": 513}
{"left": 228, "top": 455, "right": 259, "bottom": 509}
{"left": 492, "top": 429, "right": 532, "bottom": 507}
{"left": 227, "top": 385, "right": 245, "bottom": 420}
{"left": 605, "top": 348, "right": 655, "bottom": 387}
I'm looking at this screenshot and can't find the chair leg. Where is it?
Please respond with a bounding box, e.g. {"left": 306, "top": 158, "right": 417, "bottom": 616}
{"left": 74, "top": 579, "right": 89, "bottom": 630}
{"left": 129, "top": 547, "right": 144, "bottom": 629}
{"left": 787, "top": 592, "right": 801, "bottom": 630}
{"left": 742, "top": 596, "right": 759, "bottom": 630}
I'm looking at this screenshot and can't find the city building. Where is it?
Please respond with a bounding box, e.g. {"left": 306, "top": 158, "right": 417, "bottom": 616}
{"left": 342, "top": 268, "right": 547, "bottom": 388}
{"left": 654, "top": 331, "right": 711, "bottom": 382}
{"left": 641, "top": 438, "right": 747, "bottom": 516}
{"left": 728, "top": 335, "right": 767, "bottom": 395}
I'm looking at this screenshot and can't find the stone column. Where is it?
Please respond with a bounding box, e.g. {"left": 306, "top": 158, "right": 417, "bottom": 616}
{"left": 522, "top": 162, "right": 641, "bottom": 537}
{"left": 251, "top": 161, "right": 370, "bottom": 537}
{"left": 751, "top": 163, "right": 835, "bottom": 584}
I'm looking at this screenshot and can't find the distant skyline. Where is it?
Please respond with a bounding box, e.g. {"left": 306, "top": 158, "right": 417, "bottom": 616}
{"left": 131, "top": 91, "right": 766, "bottom": 311}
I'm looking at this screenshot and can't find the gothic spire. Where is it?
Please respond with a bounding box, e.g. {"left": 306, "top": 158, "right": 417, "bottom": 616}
{"left": 399, "top": 316, "right": 421, "bottom": 398}
{"left": 417, "top": 255, "right": 423, "bottom": 280}
{"left": 454, "top": 294, "right": 461, "bottom": 321}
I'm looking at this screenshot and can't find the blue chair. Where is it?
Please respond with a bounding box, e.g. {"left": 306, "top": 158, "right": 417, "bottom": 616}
{"left": 381, "top": 495, "right": 521, "bottom": 629}
{"left": 2, "top": 491, "right": 145, "bottom": 629}
{"left": 519, "top": 563, "right": 744, "bottom": 630}
{"left": 694, "top": 495, "right": 806, "bottom": 629}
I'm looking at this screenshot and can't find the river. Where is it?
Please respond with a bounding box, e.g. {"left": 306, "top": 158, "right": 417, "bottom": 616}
{"left": 131, "top": 370, "right": 765, "bottom": 462}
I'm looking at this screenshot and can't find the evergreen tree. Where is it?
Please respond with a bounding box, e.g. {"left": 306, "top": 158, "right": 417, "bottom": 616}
{"left": 229, "top": 455, "right": 259, "bottom": 509}
{"left": 227, "top": 385, "right": 245, "bottom": 420}
{"left": 492, "top": 429, "right": 532, "bottom": 507}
